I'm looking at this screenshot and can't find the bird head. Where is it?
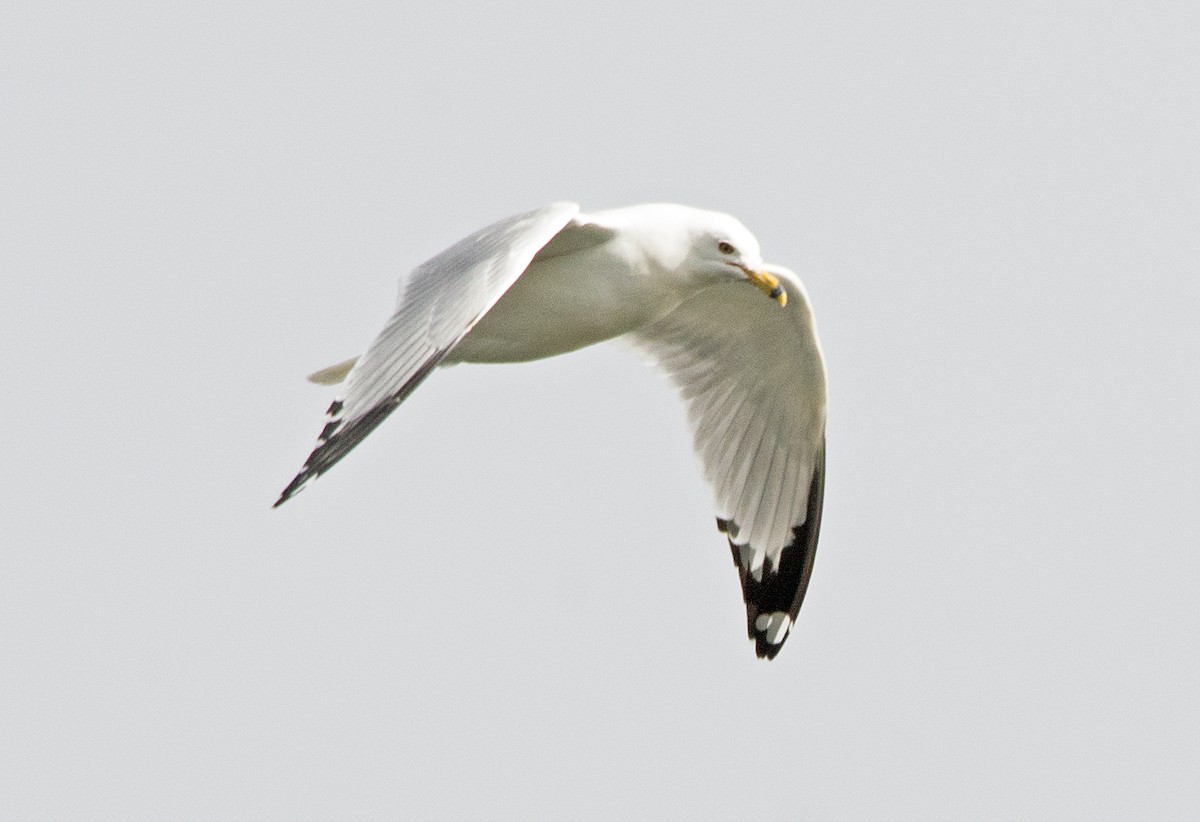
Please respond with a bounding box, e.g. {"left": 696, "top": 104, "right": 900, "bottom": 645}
{"left": 682, "top": 211, "right": 786, "bottom": 306}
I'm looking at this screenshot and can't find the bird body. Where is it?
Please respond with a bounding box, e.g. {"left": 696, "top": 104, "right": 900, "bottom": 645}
{"left": 447, "top": 214, "right": 673, "bottom": 363}
{"left": 451, "top": 203, "right": 769, "bottom": 364}
{"left": 278, "top": 202, "right": 827, "bottom": 658}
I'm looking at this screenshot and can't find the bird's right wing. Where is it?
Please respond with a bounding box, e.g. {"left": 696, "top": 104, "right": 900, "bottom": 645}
{"left": 275, "top": 202, "right": 582, "bottom": 506}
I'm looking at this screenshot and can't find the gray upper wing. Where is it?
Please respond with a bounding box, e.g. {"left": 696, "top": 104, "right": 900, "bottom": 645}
{"left": 275, "top": 202, "right": 580, "bottom": 506}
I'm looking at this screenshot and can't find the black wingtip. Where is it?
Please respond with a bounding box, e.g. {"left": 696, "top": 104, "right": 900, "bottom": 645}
{"left": 756, "top": 638, "right": 784, "bottom": 660}
{"left": 272, "top": 470, "right": 311, "bottom": 508}
{"left": 273, "top": 349, "right": 446, "bottom": 512}
{"left": 720, "top": 439, "right": 826, "bottom": 661}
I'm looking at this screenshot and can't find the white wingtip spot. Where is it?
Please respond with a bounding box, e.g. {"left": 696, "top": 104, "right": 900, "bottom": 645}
{"left": 755, "top": 612, "right": 791, "bottom": 645}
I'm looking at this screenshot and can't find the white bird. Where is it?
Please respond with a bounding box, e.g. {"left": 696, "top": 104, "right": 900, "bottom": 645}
{"left": 276, "top": 202, "right": 827, "bottom": 659}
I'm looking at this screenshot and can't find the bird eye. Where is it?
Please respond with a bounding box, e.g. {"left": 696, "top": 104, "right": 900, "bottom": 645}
{"left": 717, "top": 241, "right": 736, "bottom": 255}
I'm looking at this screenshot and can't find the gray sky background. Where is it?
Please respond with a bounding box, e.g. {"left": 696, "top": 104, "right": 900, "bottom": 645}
{"left": 3, "top": 1, "right": 1198, "bottom": 819}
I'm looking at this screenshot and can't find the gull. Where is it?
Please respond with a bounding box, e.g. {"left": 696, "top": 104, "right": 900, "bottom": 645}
{"left": 276, "top": 202, "right": 827, "bottom": 659}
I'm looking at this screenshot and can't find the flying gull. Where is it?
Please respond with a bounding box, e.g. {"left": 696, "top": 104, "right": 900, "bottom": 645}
{"left": 276, "top": 202, "right": 827, "bottom": 659}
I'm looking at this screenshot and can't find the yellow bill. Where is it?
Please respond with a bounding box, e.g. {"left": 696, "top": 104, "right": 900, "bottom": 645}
{"left": 744, "top": 269, "right": 787, "bottom": 306}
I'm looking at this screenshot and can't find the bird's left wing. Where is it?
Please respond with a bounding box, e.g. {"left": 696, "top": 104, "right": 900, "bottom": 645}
{"left": 628, "top": 266, "right": 827, "bottom": 658}
{"left": 275, "top": 202, "right": 581, "bottom": 506}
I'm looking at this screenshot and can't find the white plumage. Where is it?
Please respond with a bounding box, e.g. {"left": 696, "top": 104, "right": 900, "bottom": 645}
{"left": 277, "top": 202, "right": 827, "bottom": 658}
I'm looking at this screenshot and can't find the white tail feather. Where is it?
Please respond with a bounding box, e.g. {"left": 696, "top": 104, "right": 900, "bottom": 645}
{"left": 307, "top": 356, "right": 359, "bottom": 385}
